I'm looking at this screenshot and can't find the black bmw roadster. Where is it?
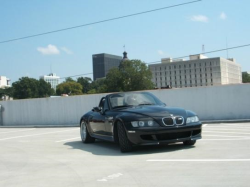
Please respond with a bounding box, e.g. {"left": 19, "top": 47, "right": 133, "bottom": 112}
{"left": 80, "top": 92, "right": 202, "bottom": 152}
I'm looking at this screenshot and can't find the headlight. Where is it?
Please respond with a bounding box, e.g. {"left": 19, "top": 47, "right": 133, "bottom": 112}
{"left": 138, "top": 121, "right": 145, "bottom": 127}
{"left": 131, "top": 120, "right": 158, "bottom": 127}
{"left": 148, "top": 121, "right": 154, "bottom": 126}
{"left": 186, "top": 116, "right": 199, "bottom": 124}
{"left": 131, "top": 121, "right": 139, "bottom": 127}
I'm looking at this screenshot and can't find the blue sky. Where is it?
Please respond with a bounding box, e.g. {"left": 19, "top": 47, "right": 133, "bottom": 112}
{"left": 1, "top": 0, "right": 250, "bottom": 83}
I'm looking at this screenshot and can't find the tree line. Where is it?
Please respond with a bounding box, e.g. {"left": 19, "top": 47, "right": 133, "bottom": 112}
{"left": 3, "top": 60, "right": 248, "bottom": 100}
{"left": 0, "top": 59, "right": 154, "bottom": 100}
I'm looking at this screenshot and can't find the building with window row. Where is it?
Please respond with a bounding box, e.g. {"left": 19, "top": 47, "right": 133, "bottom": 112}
{"left": 40, "top": 73, "right": 60, "bottom": 91}
{"left": 149, "top": 54, "right": 242, "bottom": 88}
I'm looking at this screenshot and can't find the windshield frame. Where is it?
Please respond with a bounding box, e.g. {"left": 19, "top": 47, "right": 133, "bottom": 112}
{"left": 107, "top": 92, "right": 164, "bottom": 110}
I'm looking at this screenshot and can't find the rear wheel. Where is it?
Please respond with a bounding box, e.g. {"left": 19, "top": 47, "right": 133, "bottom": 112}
{"left": 80, "top": 121, "right": 95, "bottom": 143}
{"left": 183, "top": 140, "right": 196, "bottom": 146}
{"left": 117, "top": 122, "right": 133, "bottom": 152}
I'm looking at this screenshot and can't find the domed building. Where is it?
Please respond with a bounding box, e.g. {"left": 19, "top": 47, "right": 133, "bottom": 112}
{"left": 121, "top": 51, "right": 129, "bottom": 62}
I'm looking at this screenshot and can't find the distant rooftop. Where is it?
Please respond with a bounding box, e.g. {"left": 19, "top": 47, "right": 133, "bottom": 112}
{"left": 92, "top": 53, "right": 122, "bottom": 59}
{"left": 161, "top": 54, "right": 236, "bottom": 64}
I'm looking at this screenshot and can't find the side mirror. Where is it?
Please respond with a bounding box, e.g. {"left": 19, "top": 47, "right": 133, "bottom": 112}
{"left": 92, "top": 107, "right": 101, "bottom": 112}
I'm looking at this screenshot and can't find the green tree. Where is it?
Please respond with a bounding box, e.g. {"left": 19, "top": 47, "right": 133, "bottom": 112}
{"left": 0, "top": 87, "right": 14, "bottom": 99}
{"left": 242, "top": 72, "right": 250, "bottom": 83}
{"left": 90, "top": 78, "right": 107, "bottom": 93}
{"left": 65, "top": 77, "right": 76, "bottom": 82}
{"left": 77, "top": 77, "right": 92, "bottom": 93}
{"left": 56, "top": 82, "right": 83, "bottom": 95}
{"left": 5, "top": 87, "right": 14, "bottom": 97}
{"left": 87, "top": 89, "right": 97, "bottom": 94}
{"left": 12, "top": 77, "right": 55, "bottom": 99}
{"left": 38, "top": 79, "right": 55, "bottom": 97}
{"left": 12, "top": 77, "right": 39, "bottom": 99}
{"left": 105, "top": 59, "right": 154, "bottom": 92}
{"left": 105, "top": 68, "right": 122, "bottom": 92}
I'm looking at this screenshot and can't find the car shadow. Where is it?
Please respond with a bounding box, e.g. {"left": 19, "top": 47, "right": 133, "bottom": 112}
{"left": 64, "top": 140, "right": 195, "bottom": 156}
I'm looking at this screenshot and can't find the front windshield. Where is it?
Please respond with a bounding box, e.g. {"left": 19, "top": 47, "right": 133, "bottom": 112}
{"left": 109, "top": 92, "right": 164, "bottom": 109}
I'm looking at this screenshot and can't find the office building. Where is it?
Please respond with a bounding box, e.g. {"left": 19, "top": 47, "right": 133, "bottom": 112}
{"left": 40, "top": 73, "right": 60, "bottom": 91}
{"left": 149, "top": 54, "right": 242, "bottom": 88}
{"left": 0, "top": 76, "right": 11, "bottom": 88}
{"left": 92, "top": 53, "right": 123, "bottom": 80}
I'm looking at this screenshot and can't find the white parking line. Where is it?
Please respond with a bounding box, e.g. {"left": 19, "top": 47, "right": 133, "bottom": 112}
{"left": 147, "top": 159, "right": 250, "bottom": 162}
{"left": 203, "top": 131, "right": 250, "bottom": 135}
{"left": 97, "top": 173, "right": 123, "bottom": 182}
{"left": 204, "top": 127, "right": 250, "bottom": 131}
{"left": 203, "top": 135, "right": 249, "bottom": 138}
{"left": 55, "top": 137, "right": 80, "bottom": 143}
{"left": 0, "top": 128, "right": 36, "bottom": 134}
{"left": 201, "top": 138, "right": 249, "bottom": 141}
{"left": 0, "top": 129, "right": 78, "bottom": 141}
{"left": 207, "top": 124, "right": 250, "bottom": 128}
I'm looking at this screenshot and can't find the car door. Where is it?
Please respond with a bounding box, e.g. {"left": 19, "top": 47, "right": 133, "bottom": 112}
{"left": 89, "top": 97, "right": 106, "bottom": 135}
{"left": 102, "top": 98, "right": 114, "bottom": 136}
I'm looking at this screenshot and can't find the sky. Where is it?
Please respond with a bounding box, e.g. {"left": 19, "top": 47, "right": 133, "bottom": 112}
{"left": 1, "top": 0, "right": 250, "bottom": 84}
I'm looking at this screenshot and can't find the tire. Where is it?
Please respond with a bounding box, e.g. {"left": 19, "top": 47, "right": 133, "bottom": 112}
{"left": 80, "top": 121, "right": 95, "bottom": 143}
{"left": 183, "top": 140, "right": 196, "bottom": 146}
{"left": 117, "top": 122, "right": 133, "bottom": 152}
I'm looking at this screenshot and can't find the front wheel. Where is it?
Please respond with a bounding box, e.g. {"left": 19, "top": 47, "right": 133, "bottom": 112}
{"left": 80, "top": 121, "right": 95, "bottom": 143}
{"left": 183, "top": 140, "right": 196, "bottom": 146}
{"left": 117, "top": 122, "right": 133, "bottom": 152}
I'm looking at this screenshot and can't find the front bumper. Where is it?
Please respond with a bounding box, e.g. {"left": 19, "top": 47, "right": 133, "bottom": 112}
{"left": 125, "top": 123, "right": 202, "bottom": 145}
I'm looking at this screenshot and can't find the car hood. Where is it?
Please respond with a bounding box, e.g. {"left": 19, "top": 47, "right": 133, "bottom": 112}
{"left": 118, "top": 105, "right": 187, "bottom": 118}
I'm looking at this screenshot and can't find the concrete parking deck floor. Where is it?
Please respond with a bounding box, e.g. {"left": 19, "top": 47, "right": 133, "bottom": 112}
{"left": 0, "top": 123, "right": 250, "bottom": 187}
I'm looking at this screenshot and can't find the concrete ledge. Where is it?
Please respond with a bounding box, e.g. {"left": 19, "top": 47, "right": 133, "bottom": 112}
{"left": 0, "top": 124, "right": 78, "bottom": 128}
{"left": 1, "top": 120, "right": 250, "bottom": 128}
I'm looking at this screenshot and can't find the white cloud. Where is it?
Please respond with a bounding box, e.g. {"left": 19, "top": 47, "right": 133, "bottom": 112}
{"left": 190, "top": 15, "right": 209, "bottom": 23}
{"left": 61, "top": 47, "right": 73, "bottom": 55}
{"left": 220, "top": 12, "right": 227, "bottom": 20}
{"left": 37, "top": 44, "right": 60, "bottom": 55}
{"left": 158, "top": 50, "right": 165, "bottom": 56}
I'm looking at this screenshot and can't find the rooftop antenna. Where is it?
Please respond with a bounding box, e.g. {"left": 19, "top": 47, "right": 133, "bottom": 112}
{"left": 123, "top": 45, "right": 126, "bottom": 51}
{"left": 50, "top": 62, "right": 53, "bottom": 74}
{"left": 202, "top": 44, "right": 205, "bottom": 54}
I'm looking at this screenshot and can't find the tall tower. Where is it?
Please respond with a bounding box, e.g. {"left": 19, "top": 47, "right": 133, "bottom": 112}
{"left": 92, "top": 53, "right": 122, "bottom": 80}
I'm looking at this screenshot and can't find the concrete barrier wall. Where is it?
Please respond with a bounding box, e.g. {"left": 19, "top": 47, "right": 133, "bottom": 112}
{"left": 0, "top": 84, "right": 249, "bottom": 126}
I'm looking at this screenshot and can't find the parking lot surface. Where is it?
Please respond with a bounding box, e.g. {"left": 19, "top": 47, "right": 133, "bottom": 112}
{"left": 0, "top": 123, "right": 250, "bottom": 187}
